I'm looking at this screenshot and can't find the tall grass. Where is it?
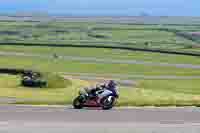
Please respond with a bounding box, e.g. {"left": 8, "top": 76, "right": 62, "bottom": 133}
{"left": 42, "top": 72, "right": 72, "bottom": 88}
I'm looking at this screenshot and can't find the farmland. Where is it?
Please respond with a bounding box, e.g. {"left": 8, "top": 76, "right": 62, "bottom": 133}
{"left": 0, "top": 21, "right": 199, "bottom": 49}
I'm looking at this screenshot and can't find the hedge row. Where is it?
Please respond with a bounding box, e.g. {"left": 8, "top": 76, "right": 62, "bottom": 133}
{"left": 0, "top": 42, "right": 200, "bottom": 57}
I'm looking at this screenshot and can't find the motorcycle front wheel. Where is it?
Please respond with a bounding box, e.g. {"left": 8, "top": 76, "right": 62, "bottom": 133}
{"left": 101, "top": 96, "right": 116, "bottom": 110}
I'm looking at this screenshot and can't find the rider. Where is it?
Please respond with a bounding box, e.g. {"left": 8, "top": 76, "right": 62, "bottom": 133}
{"left": 87, "top": 80, "right": 119, "bottom": 98}
{"left": 106, "top": 80, "right": 119, "bottom": 98}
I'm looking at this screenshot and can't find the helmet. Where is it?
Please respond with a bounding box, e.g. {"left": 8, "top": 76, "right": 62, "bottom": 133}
{"left": 107, "top": 80, "right": 117, "bottom": 88}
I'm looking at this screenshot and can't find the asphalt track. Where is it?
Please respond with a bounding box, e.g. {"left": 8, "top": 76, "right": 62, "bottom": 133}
{"left": 1, "top": 105, "right": 200, "bottom": 133}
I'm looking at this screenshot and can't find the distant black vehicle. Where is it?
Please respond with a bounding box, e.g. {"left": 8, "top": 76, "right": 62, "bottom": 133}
{"left": 21, "top": 71, "right": 47, "bottom": 88}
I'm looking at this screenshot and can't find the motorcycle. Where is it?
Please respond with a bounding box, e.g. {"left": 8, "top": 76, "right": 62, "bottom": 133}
{"left": 21, "top": 72, "right": 47, "bottom": 88}
{"left": 73, "top": 88, "right": 118, "bottom": 110}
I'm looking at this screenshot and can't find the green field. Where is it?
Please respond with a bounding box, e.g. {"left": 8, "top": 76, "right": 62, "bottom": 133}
{"left": 1, "top": 45, "right": 200, "bottom": 65}
{"left": 0, "top": 56, "right": 200, "bottom": 76}
{"left": 0, "top": 20, "right": 200, "bottom": 106}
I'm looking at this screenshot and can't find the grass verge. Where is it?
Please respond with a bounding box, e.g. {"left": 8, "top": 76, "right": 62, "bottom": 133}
{"left": 0, "top": 74, "right": 89, "bottom": 105}
{"left": 118, "top": 79, "right": 200, "bottom": 106}
{"left": 1, "top": 75, "right": 200, "bottom": 106}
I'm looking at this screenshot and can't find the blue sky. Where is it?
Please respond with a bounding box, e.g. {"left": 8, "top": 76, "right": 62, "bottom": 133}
{"left": 0, "top": 0, "right": 199, "bottom": 16}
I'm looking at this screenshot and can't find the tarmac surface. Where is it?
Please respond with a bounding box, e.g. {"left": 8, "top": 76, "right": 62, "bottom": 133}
{"left": 1, "top": 105, "right": 200, "bottom": 133}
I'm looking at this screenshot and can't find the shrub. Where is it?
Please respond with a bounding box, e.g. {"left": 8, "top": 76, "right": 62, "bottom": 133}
{"left": 41, "top": 72, "right": 72, "bottom": 89}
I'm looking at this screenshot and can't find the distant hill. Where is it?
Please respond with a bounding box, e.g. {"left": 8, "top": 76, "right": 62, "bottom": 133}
{"left": 0, "top": 14, "right": 200, "bottom": 25}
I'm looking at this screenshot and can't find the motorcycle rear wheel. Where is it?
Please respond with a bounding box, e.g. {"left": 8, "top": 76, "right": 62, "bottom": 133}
{"left": 73, "top": 96, "right": 84, "bottom": 109}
